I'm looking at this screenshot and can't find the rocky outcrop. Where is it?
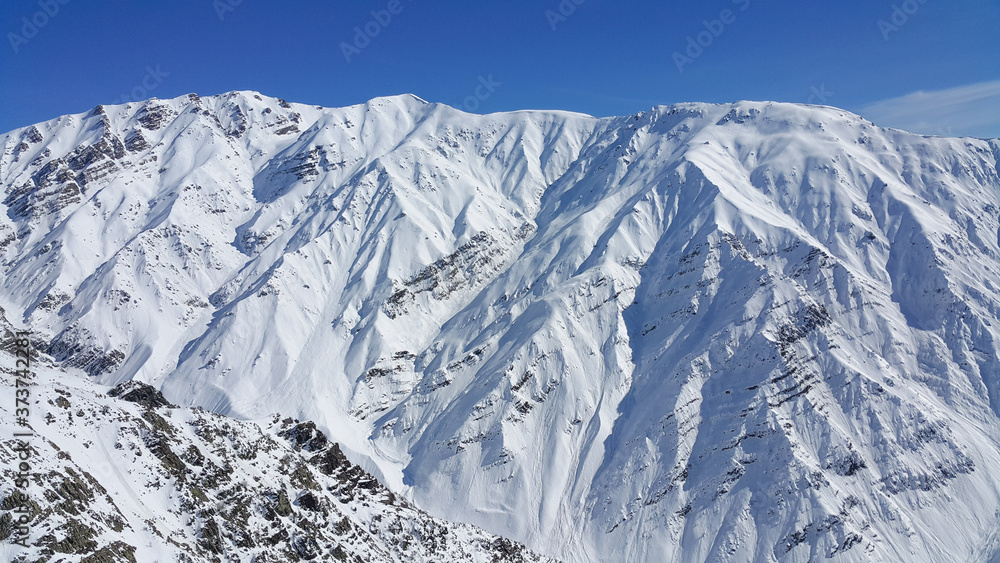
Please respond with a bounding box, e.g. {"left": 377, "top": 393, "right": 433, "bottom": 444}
{"left": 0, "top": 340, "right": 557, "bottom": 563}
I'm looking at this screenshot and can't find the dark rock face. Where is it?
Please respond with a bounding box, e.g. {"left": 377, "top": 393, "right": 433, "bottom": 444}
{"left": 47, "top": 326, "right": 126, "bottom": 378}
{"left": 23, "top": 126, "right": 43, "bottom": 144}
{"left": 136, "top": 102, "right": 175, "bottom": 131}
{"left": 279, "top": 421, "right": 329, "bottom": 452}
{"left": 108, "top": 380, "right": 175, "bottom": 409}
{"left": 310, "top": 443, "right": 351, "bottom": 476}
{"left": 2, "top": 179, "right": 81, "bottom": 222}
{"left": 4, "top": 118, "right": 126, "bottom": 230}
{"left": 297, "top": 491, "right": 320, "bottom": 512}
{"left": 124, "top": 129, "right": 149, "bottom": 152}
{"left": 383, "top": 228, "right": 521, "bottom": 319}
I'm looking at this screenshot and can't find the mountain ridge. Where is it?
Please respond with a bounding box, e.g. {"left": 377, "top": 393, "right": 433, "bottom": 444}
{"left": 3, "top": 91, "right": 1000, "bottom": 562}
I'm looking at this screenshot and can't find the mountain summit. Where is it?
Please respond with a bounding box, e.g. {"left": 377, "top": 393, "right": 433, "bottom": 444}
{"left": 3, "top": 91, "right": 1000, "bottom": 562}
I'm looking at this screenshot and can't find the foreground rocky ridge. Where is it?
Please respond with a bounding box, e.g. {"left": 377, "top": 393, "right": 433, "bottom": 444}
{"left": 2, "top": 92, "right": 1000, "bottom": 561}
{"left": 0, "top": 314, "right": 553, "bottom": 562}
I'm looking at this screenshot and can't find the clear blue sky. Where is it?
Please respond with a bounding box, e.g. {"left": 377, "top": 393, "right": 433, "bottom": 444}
{"left": 2, "top": 0, "right": 998, "bottom": 136}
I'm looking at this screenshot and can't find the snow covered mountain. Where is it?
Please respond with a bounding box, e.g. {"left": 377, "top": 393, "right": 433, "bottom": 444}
{"left": 0, "top": 309, "right": 555, "bottom": 562}
{"left": 2, "top": 91, "right": 1000, "bottom": 562}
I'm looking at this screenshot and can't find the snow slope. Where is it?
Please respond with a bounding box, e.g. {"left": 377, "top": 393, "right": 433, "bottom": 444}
{"left": 2, "top": 91, "right": 1000, "bottom": 562}
{"left": 0, "top": 309, "right": 555, "bottom": 562}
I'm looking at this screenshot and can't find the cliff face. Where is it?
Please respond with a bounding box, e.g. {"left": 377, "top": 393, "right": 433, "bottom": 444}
{"left": 3, "top": 92, "right": 1000, "bottom": 561}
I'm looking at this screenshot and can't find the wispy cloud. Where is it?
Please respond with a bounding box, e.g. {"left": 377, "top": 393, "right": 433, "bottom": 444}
{"left": 856, "top": 80, "right": 1000, "bottom": 139}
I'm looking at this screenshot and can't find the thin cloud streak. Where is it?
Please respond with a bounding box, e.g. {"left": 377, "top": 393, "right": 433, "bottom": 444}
{"left": 857, "top": 81, "right": 1000, "bottom": 139}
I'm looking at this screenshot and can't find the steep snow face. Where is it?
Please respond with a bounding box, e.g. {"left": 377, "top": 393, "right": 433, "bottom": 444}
{"left": 0, "top": 312, "right": 555, "bottom": 562}
{"left": 3, "top": 92, "right": 1000, "bottom": 562}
